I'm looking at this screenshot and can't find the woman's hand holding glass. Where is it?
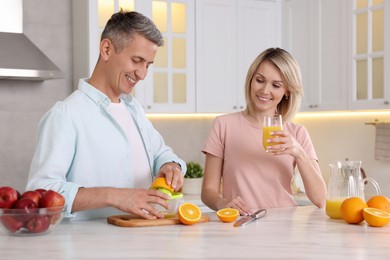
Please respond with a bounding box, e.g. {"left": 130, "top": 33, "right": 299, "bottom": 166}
{"left": 263, "top": 115, "right": 301, "bottom": 156}
{"left": 264, "top": 128, "right": 303, "bottom": 157}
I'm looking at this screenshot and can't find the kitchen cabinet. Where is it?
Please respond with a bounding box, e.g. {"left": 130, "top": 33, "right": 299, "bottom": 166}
{"left": 347, "top": 0, "right": 390, "bottom": 110}
{"left": 74, "top": 0, "right": 390, "bottom": 113}
{"left": 283, "top": 0, "right": 390, "bottom": 112}
{"left": 72, "top": 0, "right": 195, "bottom": 113}
{"left": 195, "top": 0, "right": 281, "bottom": 113}
{"left": 282, "top": 0, "right": 348, "bottom": 111}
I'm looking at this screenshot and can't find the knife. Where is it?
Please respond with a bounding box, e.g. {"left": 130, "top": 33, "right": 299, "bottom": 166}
{"left": 233, "top": 209, "right": 267, "bottom": 227}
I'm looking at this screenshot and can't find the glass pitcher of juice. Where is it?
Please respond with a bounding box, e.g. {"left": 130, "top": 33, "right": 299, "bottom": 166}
{"left": 326, "top": 160, "right": 381, "bottom": 219}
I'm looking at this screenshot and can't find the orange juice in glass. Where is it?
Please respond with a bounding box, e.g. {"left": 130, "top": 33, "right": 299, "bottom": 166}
{"left": 263, "top": 114, "right": 283, "bottom": 152}
{"left": 325, "top": 198, "right": 346, "bottom": 219}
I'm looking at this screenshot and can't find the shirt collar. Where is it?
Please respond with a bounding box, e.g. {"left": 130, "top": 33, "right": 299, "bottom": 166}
{"left": 78, "top": 78, "right": 112, "bottom": 108}
{"left": 77, "top": 78, "right": 136, "bottom": 110}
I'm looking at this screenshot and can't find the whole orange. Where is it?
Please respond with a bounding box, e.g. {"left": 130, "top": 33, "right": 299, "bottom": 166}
{"left": 367, "top": 195, "right": 390, "bottom": 213}
{"left": 340, "top": 197, "right": 367, "bottom": 224}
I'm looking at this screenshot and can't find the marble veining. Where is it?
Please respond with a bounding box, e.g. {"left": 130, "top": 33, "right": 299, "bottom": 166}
{"left": 1, "top": 206, "right": 389, "bottom": 259}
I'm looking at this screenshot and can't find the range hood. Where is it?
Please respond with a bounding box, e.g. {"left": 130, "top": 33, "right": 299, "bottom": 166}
{"left": 0, "top": 0, "right": 64, "bottom": 80}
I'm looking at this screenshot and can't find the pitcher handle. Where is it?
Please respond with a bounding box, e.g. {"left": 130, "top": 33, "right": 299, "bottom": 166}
{"left": 363, "top": 177, "right": 381, "bottom": 195}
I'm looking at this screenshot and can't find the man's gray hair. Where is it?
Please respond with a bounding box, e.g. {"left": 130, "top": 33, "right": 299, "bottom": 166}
{"left": 101, "top": 10, "right": 164, "bottom": 53}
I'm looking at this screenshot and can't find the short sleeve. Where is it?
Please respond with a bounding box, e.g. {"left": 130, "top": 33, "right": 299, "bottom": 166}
{"left": 295, "top": 125, "right": 318, "bottom": 161}
{"left": 202, "top": 117, "right": 225, "bottom": 159}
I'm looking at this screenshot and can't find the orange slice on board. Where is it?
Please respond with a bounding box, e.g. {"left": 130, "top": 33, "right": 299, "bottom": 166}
{"left": 150, "top": 177, "right": 174, "bottom": 194}
{"left": 216, "top": 208, "right": 239, "bottom": 223}
{"left": 363, "top": 207, "right": 390, "bottom": 227}
{"left": 178, "top": 202, "right": 201, "bottom": 225}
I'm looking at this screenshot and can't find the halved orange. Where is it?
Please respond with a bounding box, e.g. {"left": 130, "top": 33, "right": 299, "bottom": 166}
{"left": 178, "top": 202, "right": 201, "bottom": 225}
{"left": 216, "top": 208, "right": 239, "bottom": 223}
{"left": 363, "top": 207, "right": 390, "bottom": 227}
{"left": 150, "top": 177, "right": 174, "bottom": 194}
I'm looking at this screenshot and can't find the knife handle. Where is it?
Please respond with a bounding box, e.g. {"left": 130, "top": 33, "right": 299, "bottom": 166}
{"left": 252, "top": 209, "right": 267, "bottom": 219}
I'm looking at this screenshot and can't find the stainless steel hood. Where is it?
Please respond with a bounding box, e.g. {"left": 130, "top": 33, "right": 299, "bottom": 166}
{"left": 0, "top": 0, "right": 64, "bottom": 80}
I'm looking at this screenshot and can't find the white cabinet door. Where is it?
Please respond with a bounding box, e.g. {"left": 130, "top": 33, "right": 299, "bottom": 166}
{"left": 237, "top": 0, "right": 282, "bottom": 111}
{"left": 196, "top": 0, "right": 281, "bottom": 113}
{"left": 282, "top": 0, "right": 348, "bottom": 111}
{"left": 141, "top": 0, "right": 196, "bottom": 113}
{"left": 347, "top": 0, "right": 390, "bottom": 110}
{"left": 72, "top": 0, "right": 195, "bottom": 113}
{"left": 195, "top": 0, "right": 237, "bottom": 113}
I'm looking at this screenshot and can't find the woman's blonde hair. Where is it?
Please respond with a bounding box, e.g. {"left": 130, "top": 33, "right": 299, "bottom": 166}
{"left": 244, "top": 48, "right": 303, "bottom": 123}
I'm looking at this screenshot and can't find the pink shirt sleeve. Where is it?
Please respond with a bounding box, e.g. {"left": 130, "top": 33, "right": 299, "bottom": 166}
{"left": 202, "top": 116, "right": 225, "bottom": 158}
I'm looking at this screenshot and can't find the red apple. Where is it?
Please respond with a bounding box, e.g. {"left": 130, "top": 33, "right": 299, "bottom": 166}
{"left": 17, "top": 190, "right": 22, "bottom": 200}
{"left": 22, "top": 190, "right": 42, "bottom": 207}
{"left": 41, "top": 190, "right": 65, "bottom": 208}
{"left": 35, "top": 188, "right": 47, "bottom": 197}
{"left": 13, "top": 197, "right": 37, "bottom": 210}
{"left": 40, "top": 190, "right": 65, "bottom": 224}
{"left": 26, "top": 215, "right": 50, "bottom": 233}
{"left": 0, "top": 186, "right": 19, "bottom": 209}
{"left": 12, "top": 198, "right": 38, "bottom": 222}
{"left": 0, "top": 215, "right": 24, "bottom": 233}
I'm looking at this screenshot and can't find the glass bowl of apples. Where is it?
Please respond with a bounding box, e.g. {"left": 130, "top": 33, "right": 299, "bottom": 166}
{"left": 0, "top": 186, "right": 66, "bottom": 236}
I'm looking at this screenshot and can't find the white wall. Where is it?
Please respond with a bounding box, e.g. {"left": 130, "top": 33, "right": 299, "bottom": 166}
{"left": 294, "top": 113, "right": 390, "bottom": 198}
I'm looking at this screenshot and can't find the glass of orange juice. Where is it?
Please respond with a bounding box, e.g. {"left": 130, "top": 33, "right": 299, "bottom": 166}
{"left": 263, "top": 114, "right": 283, "bottom": 152}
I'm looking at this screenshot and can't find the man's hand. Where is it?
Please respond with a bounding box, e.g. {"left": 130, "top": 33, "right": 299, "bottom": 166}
{"left": 113, "top": 188, "right": 171, "bottom": 219}
{"left": 72, "top": 187, "right": 171, "bottom": 219}
{"left": 157, "top": 162, "right": 183, "bottom": 192}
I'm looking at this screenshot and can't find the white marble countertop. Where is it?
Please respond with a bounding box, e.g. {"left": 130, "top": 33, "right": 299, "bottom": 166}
{"left": 1, "top": 205, "right": 389, "bottom": 259}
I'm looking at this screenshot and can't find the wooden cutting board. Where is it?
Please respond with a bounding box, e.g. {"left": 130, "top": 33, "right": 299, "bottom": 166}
{"left": 107, "top": 214, "right": 210, "bottom": 227}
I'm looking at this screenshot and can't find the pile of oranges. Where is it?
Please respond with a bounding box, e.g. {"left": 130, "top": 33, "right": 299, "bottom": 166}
{"left": 340, "top": 195, "right": 390, "bottom": 227}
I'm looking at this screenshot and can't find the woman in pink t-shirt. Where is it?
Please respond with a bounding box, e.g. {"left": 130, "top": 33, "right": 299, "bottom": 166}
{"left": 201, "top": 48, "right": 326, "bottom": 215}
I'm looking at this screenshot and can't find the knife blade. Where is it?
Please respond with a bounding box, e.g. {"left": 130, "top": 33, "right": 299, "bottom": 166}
{"left": 233, "top": 209, "right": 267, "bottom": 227}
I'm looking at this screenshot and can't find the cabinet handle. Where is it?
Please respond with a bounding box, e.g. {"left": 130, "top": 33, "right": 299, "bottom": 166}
{"left": 233, "top": 106, "right": 237, "bottom": 109}
{"left": 309, "top": 105, "right": 318, "bottom": 109}
{"left": 147, "top": 105, "right": 152, "bottom": 109}
{"left": 384, "top": 101, "right": 389, "bottom": 105}
{"left": 239, "top": 106, "right": 244, "bottom": 109}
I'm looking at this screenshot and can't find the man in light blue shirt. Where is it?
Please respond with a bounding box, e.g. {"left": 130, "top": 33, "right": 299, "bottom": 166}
{"left": 26, "top": 11, "right": 186, "bottom": 220}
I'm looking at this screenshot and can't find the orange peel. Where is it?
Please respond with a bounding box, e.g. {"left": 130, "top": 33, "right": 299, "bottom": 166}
{"left": 149, "top": 177, "right": 174, "bottom": 194}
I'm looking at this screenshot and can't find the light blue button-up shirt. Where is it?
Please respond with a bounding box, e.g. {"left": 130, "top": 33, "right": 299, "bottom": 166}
{"left": 27, "top": 79, "right": 186, "bottom": 219}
